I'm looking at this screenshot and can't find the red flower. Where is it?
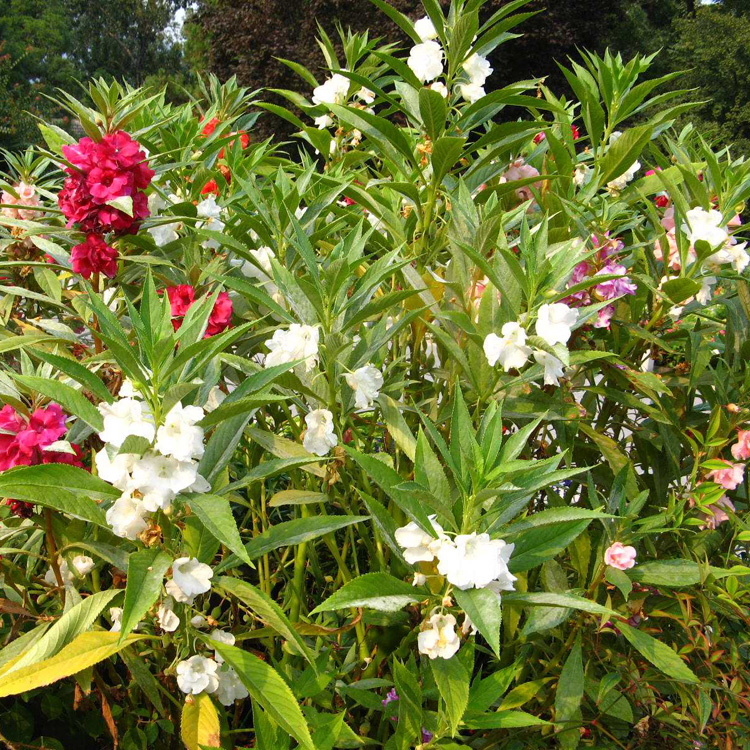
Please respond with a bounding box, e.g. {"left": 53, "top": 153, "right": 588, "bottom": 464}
{"left": 71, "top": 234, "right": 119, "bottom": 279}
{"left": 165, "top": 285, "right": 233, "bottom": 337}
{"left": 533, "top": 131, "right": 546, "bottom": 144}
{"left": 571, "top": 124, "right": 580, "bottom": 140}
{"left": 219, "top": 130, "right": 250, "bottom": 158}
{"left": 201, "top": 179, "right": 219, "bottom": 196}
{"left": 201, "top": 117, "right": 221, "bottom": 137}
{"left": 58, "top": 130, "right": 154, "bottom": 235}
{"left": 42, "top": 443, "right": 85, "bottom": 468}
{"left": 206, "top": 291, "right": 233, "bottom": 336}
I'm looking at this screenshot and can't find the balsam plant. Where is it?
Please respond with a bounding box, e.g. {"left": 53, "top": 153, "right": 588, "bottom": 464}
{"left": 1, "top": 1, "right": 750, "bottom": 749}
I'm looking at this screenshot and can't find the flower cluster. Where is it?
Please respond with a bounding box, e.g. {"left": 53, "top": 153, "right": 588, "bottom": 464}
{"left": 566, "top": 235, "right": 637, "bottom": 329}
{"left": 0, "top": 403, "right": 83, "bottom": 517}
{"left": 1, "top": 182, "right": 41, "bottom": 220}
{"left": 97, "top": 390, "right": 210, "bottom": 540}
{"left": 166, "top": 285, "right": 233, "bottom": 338}
{"left": 396, "top": 518, "right": 515, "bottom": 659}
{"left": 483, "top": 302, "right": 581, "bottom": 386}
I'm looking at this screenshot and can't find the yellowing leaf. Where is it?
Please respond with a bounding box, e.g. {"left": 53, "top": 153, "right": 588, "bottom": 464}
{"left": 181, "top": 692, "right": 221, "bottom": 750}
{"left": 0, "top": 631, "right": 144, "bottom": 698}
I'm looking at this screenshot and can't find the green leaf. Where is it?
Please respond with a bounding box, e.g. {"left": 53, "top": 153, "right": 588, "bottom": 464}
{"left": 503, "top": 592, "right": 616, "bottom": 617}
{"left": 454, "top": 587, "right": 502, "bottom": 657}
{"left": 432, "top": 136, "right": 467, "bottom": 186}
{"left": 106, "top": 195, "right": 134, "bottom": 217}
{"left": 119, "top": 548, "right": 173, "bottom": 640}
{"left": 662, "top": 278, "right": 702, "bottom": 304}
{"left": 508, "top": 520, "right": 592, "bottom": 572}
{"left": 5, "top": 590, "right": 121, "bottom": 674}
{"left": 30, "top": 350, "right": 113, "bottom": 404}
{"left": 419, "top": 87, "right": 447, "bottom": 141}
{"left": 218, "top": 515, "right": 367, "bottom": 572}
{"left": 11, "top": 374, "right": 103, "bottom": 431}
{"left": 617, "top": 621, "right": 699, "bottom": 683}
{"left": 213, "top": 642, "right": 314, "bottom": 750}
{"left": 598, "top": 124, "right": 653, "bottom": 186}
{"left": 0, "top": 465, "right": 113, "bottom": 526}
{"left": 181, "top": 692, "right": 221, "bottom": 750}
{"left": 268, "top": 490, "right": 327, "bottom": 507}
{"left": 629, "top": 560, "right": 750, "bottom": 587}
{"left": 554, "top": 635, "right": 583, "bottom": 749}
{"left": 431, "top": 654, "right": 470, "bottom": 736}
{"left": 0, "top": 632, "right": 145, "bottom": 698}
{"left": 462, "top": 710, "right": 549, "bottom": 729}
{"left": 311, "top": 572, "right": 422, "bottom": 614}
{"left": 605, "top": 566, "right": 633, "bottom": 600}
{"left": 186, "top": 494, "right": 253, "bottom": 567}
{"left": 214, "top": 577, "right": 315, "bottom": 665}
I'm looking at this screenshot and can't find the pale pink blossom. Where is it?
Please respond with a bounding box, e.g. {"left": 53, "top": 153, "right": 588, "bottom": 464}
{"left": 604, "top": 542, "right": 637, "bottom": 570}
{"left": 701, "top": 496, "right": 735, "bottom": 530}
{"left": 731, "top": 430, "right": 750, "bottom": 460}
{"left": 708, "top": 462, "right": 744, "bottom": 490}
{"left": 502, "top": 159, "right": 541, "bottom": 203}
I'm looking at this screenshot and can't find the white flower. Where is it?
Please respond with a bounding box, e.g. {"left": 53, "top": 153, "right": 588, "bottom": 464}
{"left": 44, "top": 559, "right": 72, "bottom": 586}
{"left": 483, "top": 322, "right": 531, "bottom": 371}
{"left": 462, "top": 53, "right": 492, "bottom": 86}
{"left": 407, "top": 41, "right": 444, "bottom": 83}
{"left": 72, "top": 555, "right": 95, "bottom": 576}
{"left": 536, "top": 303, "right": 579, "bottom": 346}
{"left": 357, "top": 87, "right": 375, "bottom": 104}
{"left": 696, "top": 275, "right": 716, "bottom": 305}
{"left": 418, "top": 613, "right": 460, "bottom": 659}
{"left": 533, "top": 350, "right": 565, "bottom": 386}
{"left": 176, "top": 655, "right": 219, "bottom": 695}
{"left": 97, "top": 398, "right": 155, "bottom": 449}
{"left": 166, "top": 578, "right": 193, "bottom": 604}
{"left": 314, "top": 114, "right": 334, "bottom": 129}
{"left": 414, "top": 15, "right": 438, "bottom": 41}
{"left": 131, "top": 453, "right": 199, "bottom": 511}
{"left": 109, "top": 607, "right": 123, "bottom": 632}
{"left": 607, "top": 161, "right": 640, "bottom": 192}
{"left": 119, "top": 377, "right": 145, "bottom": 399}
{"left": 435, "top": 532, "right": 516, "bottom": 591}
{"left": 196, "top": 196, "right": 225, "bottom": 249}
{"left": 149, "top": 223, "right": 179, "bottom": 247}
{"left": 413, "top": 572, "right": 427, "bottom": 586}
{"left": 155, "top": 403, "right": 205, "bottom": 463}
{"left": 157, "top": 597, "right": 180, "bottom": 632}
{"left": 573, "top": 164, "right": 591, "bottom": 187}
{"left": 429, "top": 81, "right": 448, "bottom": 98}
{"left": 395, "top": 516, "right": 445, "bottom": 564}
{"left": 344, "top": 364, "right": 383, "bottom": 409}
{"left": 95, "top": 448, "right": 137, "bottom": 491}
{"left": 238, "top": 245, "right": 275, "bottom": 282}
{"left": 682, "top": 207, "right": 728, "bottom": 248}
{"left": 196, "top": 195, "right": 223, "bottom": 221}
{"left": 190, "top": 614, "right": 208, "bottom": 629}
{"left": 303, "top": 409, "right": 338, "bottom": 456}
{"left": 264, "top": 324, "right": 320, "bottom": 372}
{"left": 106, "top": 492, "right": 150, "bottom": 540}
{"left": 458, "top": 82, "right": 486, "bottom": 103}
{"left": 312, "top": 74, "right": 350, "bottom": 106}
{"left": 172, "top": 557, "right": 213, "bottom": 600}
{"left": 208, "top": 629, "right": 235, "bottom": 663}
{"left": 708, "top": 241, "right": 749, "bottom": 273}
{"left": 215, "top": 664, "right": 249, "bottom": 706}
{"left": 205, "top": 385, "right": 227, "bottom": 413}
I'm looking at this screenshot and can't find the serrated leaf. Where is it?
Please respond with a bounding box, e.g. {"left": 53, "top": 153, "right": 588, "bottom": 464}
{"left": 213, "top": 642, "right": 314, "bottom": 750}
{"left": 119, "top": 548, "right": 172, "bottom": 640}
{"left": 181, "top": 692, "right": 221, "bottom": 750}
{"left": 454, "top": 587, "right": 502, "bottom": 657}
{"left": 617, "top": 621, "right": 699, "bottom": 683}
{"left": 0, "top": 632, "right": 144, "bottom": 697}
{"left": 311, "top": 572, "right": 422, "bottom": 614}
{"left": 186, "top": 493, "right": 253, "bottom": 567}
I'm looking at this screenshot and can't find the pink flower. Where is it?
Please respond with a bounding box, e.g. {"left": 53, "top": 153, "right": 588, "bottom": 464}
{"left": 594, "top": 305, "right": 615, "bottom": 329}
{"left": 28, "top": 403, "right": 68, "bottom": 446}
{"left": 604, "top": 542, "right": 637, "bottom": 570}
{"left": 702, "top": 496, "right": 734, "bottom": 530}
{"left": 502, "top": 159, "right": 541, "bottom": 203}
{"left": 708, "top": 462, "right": 744, "bottom": 490}
{"left": 1, "top": 181, "right": 41, "bottom": 220}
{"left": 731, "top": 430, "right": 750, "bottom": 460}
{"left": 71, "top": 234, "right": 119, "bottom": 279}
{"left": 167, "top": 284, "right": 196, "bottom": 323}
